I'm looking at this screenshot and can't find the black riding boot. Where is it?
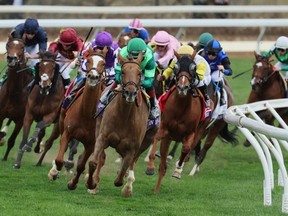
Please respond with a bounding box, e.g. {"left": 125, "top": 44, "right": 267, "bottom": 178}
{"left": 198, "top": 84, "right": 210, "bottom": 107}
{"left": 217, "top": 81, "right": 226, "bottom": 106}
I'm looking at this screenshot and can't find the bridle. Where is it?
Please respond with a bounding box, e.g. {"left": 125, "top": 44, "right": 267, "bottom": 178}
{"left": 120, "top": 61, "right": 141, "bottom": 92}
{"left": 38, "top": 58, "right": 57, "bottom": 95}
{"left": 6, "top": 38, "right": 26, "bottom": 70}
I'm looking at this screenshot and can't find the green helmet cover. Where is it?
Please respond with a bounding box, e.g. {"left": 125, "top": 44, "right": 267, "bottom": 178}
{"left": 127, "top": 38, "right": 146, "bottom": 58}
{"left": 198, "top": 32, "right": 214, "bottom": 47}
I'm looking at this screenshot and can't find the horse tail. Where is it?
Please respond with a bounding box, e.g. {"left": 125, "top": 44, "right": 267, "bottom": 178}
{"left": 219, "top": 123, "right": 238, "bottom": 145}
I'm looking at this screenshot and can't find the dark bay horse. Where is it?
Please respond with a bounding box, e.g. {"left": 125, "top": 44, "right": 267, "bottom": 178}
{"left": 0, "top": 34, "right": 33, "bottom": 161}
{"left": 48, "top": 46, "right": 107, "bottom": 190}
{"left": 154, "top": 51, "right": 212, "bottom": 193}
{"left": 13, "top": 51, "right": 65, "bottom": 169}
{"left": 85, "top": 52, "right": 155, "bottom": 197}
{"left": 243, "top": 51, "right": 288, "bottom": 146}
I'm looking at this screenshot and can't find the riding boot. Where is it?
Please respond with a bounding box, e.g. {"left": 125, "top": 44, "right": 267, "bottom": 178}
{"left": 198, "top": 84, "right": 210, "bottom": 108}
{"left": 62, "top": 78, "right": 71, "bottom": 90}
{"left": 217, "top": 81, "right": 226, "bottom": 106}
{"left": 148, "top": 89, "right": 160, "bottom": 119}
{"left": 100, "top": 81, "right": 117, "bottom": 106}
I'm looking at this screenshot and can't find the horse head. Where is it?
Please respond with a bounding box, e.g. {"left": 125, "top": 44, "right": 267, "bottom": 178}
{"left": 84, "top": 45, "right": 107, "bottom": 87}
{"left": 118, "top": 52, "right": 142, "bottom": 103}
{"left": 173, "top": 49, "right": 197, "bottom": 96}
{"left": 37, "top": 50, "right": 58, "bottom": 95}
{"left": 251, "top": 51, "right": 274, "bottom": 91}
{"left": 6, "top": 34, "right": 25, "bottom": 68}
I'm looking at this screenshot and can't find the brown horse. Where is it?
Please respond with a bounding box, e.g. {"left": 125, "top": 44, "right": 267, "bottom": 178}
{"left": 0, "top": 34, "right": 33, "bottom": 161}
{"left": 154, "top": 51, "right": 212, "bottom": 193}
{"left": 13, "top": 50, "right": 65, "bottom": 169}
{"left": 85, "top": 52, "right": 156, "bottom": 197}
{"left": 243, "top": 51, "right": 287, "bottom": 146}
{"left": 48, "top": 46, "right": 107, "bottom": 190}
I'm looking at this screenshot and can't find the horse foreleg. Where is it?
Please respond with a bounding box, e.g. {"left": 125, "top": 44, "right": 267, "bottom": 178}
{"left": 0, "top": 119, "right": 12, "bottom": 146}
{"left": 24, "top": 120, "right": 47, "bottom": 152}
{"left": 145, "top": 136, "right": 158, "bottom": 176}
{"left": 172, "top": 133, "right": 195, "bottom": 179}
{"left": 115, "top": 152, "right": 134, "bottom": 187}
{"left": 155, "top": 137, "right": 171, "bottom": 193}
{"left": 68, "top": 144, "right": 94, "bottom": 190}
{"left": 2, "top": 120, "right": 22, "bottom": 161}
{"left": 34, "top": 128, "right": 45, "bottom": 153}
{"left": 64, "top": 139, "right": 80, "bottom": 172}
{"left": 48, "top": 130, "right": 70, "bottom": 180}
{"left": 122, "top": 160, "right": 136, "bottom": 197}
{"left": 36, "top": 122, "right": 60, "bottom": 166}
{"left": 13, "top": 116, "right": 33, "bottom": 169}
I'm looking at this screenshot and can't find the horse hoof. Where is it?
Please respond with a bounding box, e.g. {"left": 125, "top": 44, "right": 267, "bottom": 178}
{"left": 145, "top": 168, "right": 155, "bottom": 176}
{"left": 67, "top": 182, "right": 77, "bottom": 190}
{"left": 22, "top": 144, "right": 32, "bottom": 152}
{"left": 172, "top": 171, "right": 181, "bottom": 179}
{"left": 0, "top": 138, "right": 5, "bottom": 146}
{"left": 87, "top": 188, "right": 97, "bottom": 195}
{"left": 13, "top": 163, "right": 21, "bottom": 169}
{"left": 243, "top": 140, "right": 251, "bottom": 147}
{"left": 64, "top": 160, "right": 74, "bottom": 170}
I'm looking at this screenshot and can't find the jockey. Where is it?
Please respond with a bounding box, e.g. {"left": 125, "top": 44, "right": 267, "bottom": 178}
{"left": 150, "top": 30, "right": 181, "bottom": 69}
{"left": 0, "top": 17, "right": 48, "bottom": 86}
{"left": 62, "top": 31, "right": 118, "bottom": 109}
{"left": 120, "top": 18, "right": 150, "bottom": 44}
{"left": 263, "top": 36, "right": 288, "bottom": 79}
{"left": 195, "top": 32, "right": 214, "bottom": 56}
{"left": 114, "top": 38, "right": 159, "bottom": 119}
{"left": 158, "top": 45, "right": 211, "bottom": 108}
{"left": 203, "top": 39, "right": 232, "bottom": 106}
{"left": 48, "top": 27, "right": 84, "bottom": 89}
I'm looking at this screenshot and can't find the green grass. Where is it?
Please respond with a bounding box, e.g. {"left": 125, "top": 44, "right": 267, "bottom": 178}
{"left": 0, "top": 58, "right": 287, "bottom": 216}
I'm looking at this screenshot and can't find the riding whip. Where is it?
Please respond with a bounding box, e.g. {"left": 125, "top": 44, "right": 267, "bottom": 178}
{"left": 232, "top": 68, "right": 252, "bottom": 79}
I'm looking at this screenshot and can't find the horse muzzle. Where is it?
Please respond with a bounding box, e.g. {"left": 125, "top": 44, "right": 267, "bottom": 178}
{"left": 176, "top": 84, "right": 190, "bottom": 96}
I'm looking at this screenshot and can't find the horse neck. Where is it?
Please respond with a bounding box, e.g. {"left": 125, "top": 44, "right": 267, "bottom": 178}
{"left": 6, "top": 66, "right": 30, "bottom": 91}
{"left": 114, "top": 93, "right": 138, "bottom": 116}
{"left": 80, "top": 82, "right": 103, "bottom": 117}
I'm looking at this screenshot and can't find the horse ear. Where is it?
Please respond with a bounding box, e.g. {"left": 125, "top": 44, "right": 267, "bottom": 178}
{"left": 102, "top": 46, "right": 109, "bottom": 55}
{"left": 118, "top": 53, "right": 127, "bottom": 65}
{"left": 191, "top": 48, "right": 197, "bottom": 59}
{"left": 174, "top": 50, "right": 181, "bottom": 60}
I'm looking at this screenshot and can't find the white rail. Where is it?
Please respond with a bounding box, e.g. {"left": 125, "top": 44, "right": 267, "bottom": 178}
{"left": 0, "top": 18, "right": 287, "bottom": 28}
{"left": 224, "top": 99, "right": 288, "bottom": 214}
{"left": 0, "top": 5, "right": 288, "bottom": 14}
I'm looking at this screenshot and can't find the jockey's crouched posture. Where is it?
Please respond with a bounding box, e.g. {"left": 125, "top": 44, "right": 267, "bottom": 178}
{"left": 102, "top": 38, "right": 160, "bottom": 120}
{"left": 158, "top": 45, "right": 212, "bottom": 108}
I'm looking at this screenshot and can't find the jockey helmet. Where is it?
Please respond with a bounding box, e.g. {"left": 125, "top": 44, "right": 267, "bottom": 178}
{"left": 127, "top": 38, "right": 146, "bottom": 58}
{"left": 275, "top": 36, "right": 288, "bottom": 49}
{"left": 24, "top": 17, "right": 39, "bottom": 34}
{"left": 94, "top": 31, "right": 113, "bottom": 47}
{"left": 129, "top": 18, "right": 143, "bottom": 30}
{"left": 198, "top": 32, "right": 213, "bottom": 47}
{"left": 153, "top": 31, "right": 170, "bottom": 46}
{"left": 59, "top": 28, "right": 77, "bottom": 46}
{"left": 177, "top": 45, "right": 194, "bottom": 55}
{"left": 205, "top": 39, "right": 222, "bottom": 53}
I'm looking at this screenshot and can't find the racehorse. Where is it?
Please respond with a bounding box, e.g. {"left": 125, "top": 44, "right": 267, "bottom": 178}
{"left": 154, "top": 51, "right": 212, "bottom": 192}
{"left": 243, "top": 51, "right": 287, "bottom": 146}
{"left": 85, "top": 52, "right": 155, "bottom": 197}
{"left": 0, "top": 34, "right": 33, "bottom": 161}
{"left": 13, "top": 50, "right": 65, "bottom": 169}
{"left": 48, "top": 46, "right": 107, "bottom": 190}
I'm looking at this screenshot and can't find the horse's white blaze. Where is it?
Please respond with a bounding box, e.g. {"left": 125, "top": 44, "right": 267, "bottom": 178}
{"left": 256, "top": 62, "right": 263, "bottom": 68}
{"left": 250, "top": 77, "right": 256, "bottom": 85}
{"left": 41, "top": 73, "right": 49, "bottom": 81}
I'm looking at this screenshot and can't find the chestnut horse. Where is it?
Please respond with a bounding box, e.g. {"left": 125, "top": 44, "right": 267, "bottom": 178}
{"left": 153, "top": 51, "right": 212, "bottom": 192}
{"left": 243, "top": 51, "right": 288, "bottom": 146}
{"left": 86, "top": 52, "right": 156, "bottom": 197}
{"left": 0, "top": 34, "right": 33, "bottom": 161}
{"left": 13, "top": 51, "right": 65, "bottom": 169}
{"left": 48, "top": 46, "right": 107, "bottom": 190}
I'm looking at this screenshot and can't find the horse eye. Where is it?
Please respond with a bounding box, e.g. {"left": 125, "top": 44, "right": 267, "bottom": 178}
{"left": 174, "top": 63, "right": 180, "bottom": 74}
